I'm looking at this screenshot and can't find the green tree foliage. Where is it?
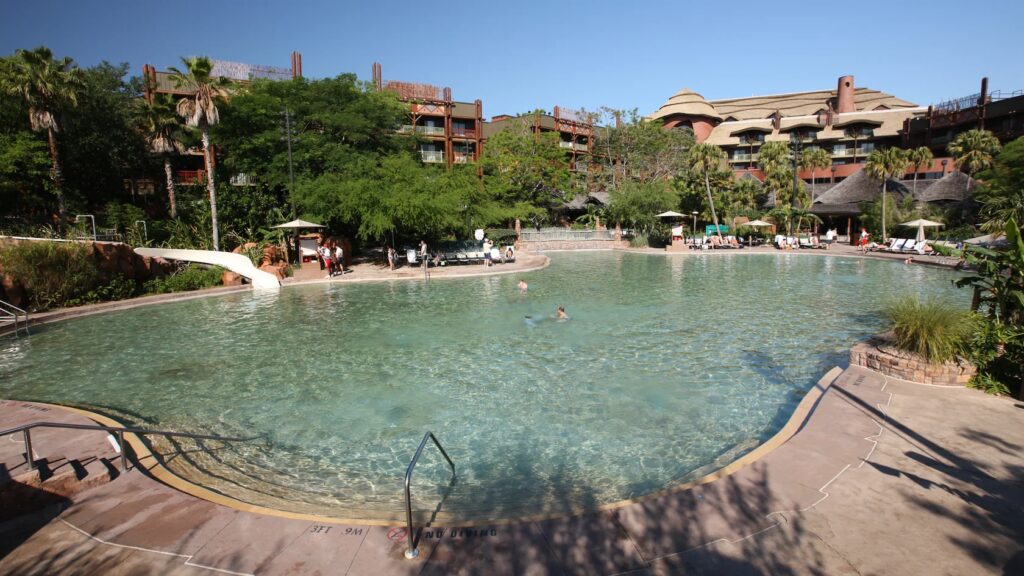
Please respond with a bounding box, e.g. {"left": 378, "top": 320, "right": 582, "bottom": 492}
{"left": 1, "top": 46, "right": 85, "bottom": 222}
{"left": 136, "top": 93, "right": 185, "bottom": 217}
{"left": 907, "top": 146, "right": 934, "bottom": 196}
{"left": 974, "top": 136, "right": 1024, "bottom": 234}
{"left": 592, "top": 110, "right": 694, "bottom": 186}
{"left": 948, "top": 129, "right": 1001, "bottom": 193}
{"left": 0, "top": 131, "right": 50, "bottom": 216}
{"left": 757, "top": 141, "right": 793, "bottom": 207}
{"left": 480, "top": 115, "right": 571, "bottom": 222}
{"left": 0, "top": 240, "right": 98, "bottom": 310}
{"left": 799, "top": 146, "right": 832, "bottom": 201}
{"left": 607, "top": 180, "right": 680, "bottom": 234}
{"left": 864, "top": 147, "right": 909, "bottom": 241}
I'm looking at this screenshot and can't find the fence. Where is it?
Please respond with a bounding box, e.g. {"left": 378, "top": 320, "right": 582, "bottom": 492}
{"left": 519, "top": 228, "right": 619, "bottom": 242}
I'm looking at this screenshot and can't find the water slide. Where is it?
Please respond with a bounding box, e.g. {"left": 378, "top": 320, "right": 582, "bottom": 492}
{"left": 134, "top": 248, "right": 280, "bottom": 290}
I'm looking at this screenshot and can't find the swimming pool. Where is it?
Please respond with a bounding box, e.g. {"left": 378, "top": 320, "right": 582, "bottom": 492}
{"left": 0, "top": 252, "right": 966, "bottom": 521}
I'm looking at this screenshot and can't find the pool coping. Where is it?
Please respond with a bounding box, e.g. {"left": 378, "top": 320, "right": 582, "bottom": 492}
{"left": 25, "top": 365, "right": 843, "bottom": 527}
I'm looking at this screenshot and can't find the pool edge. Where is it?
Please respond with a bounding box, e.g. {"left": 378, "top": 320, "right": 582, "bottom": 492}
{"left": 30, "top": 365, "right": 843, "bottom": 527}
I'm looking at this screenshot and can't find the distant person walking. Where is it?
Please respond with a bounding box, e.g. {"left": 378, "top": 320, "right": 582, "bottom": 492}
{"left": 387, "top": 246, "right": 396, "bottom": 271}
{"left": 858, "top": 228, "right": 869, "bottom": 252}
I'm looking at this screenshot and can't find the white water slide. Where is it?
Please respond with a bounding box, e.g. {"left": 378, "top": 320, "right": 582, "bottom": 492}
{"left": 134, "top": 248, "right": 280, "bottom": 290}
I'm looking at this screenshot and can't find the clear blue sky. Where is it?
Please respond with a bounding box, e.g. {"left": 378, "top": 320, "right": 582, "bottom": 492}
{"left": 4, "top": 0, "right": 1022, "bottom": 120}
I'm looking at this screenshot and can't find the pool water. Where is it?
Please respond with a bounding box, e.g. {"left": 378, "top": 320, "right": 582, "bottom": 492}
{"left": 0, "top": 252, "right": 966, "bottom": 521}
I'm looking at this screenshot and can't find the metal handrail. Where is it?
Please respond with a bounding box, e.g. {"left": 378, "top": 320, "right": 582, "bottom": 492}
{"left": 0, "top": 299, "right": 28, "bottom": 337}
{"left": 403, "top": 431, "right": 455, "bottom": 559}
{"left": 2, "top": 421, "right": 250, "bottom": 474}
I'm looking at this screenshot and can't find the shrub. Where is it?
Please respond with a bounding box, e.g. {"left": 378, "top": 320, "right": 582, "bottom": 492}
{"left": 143, "top": 264, "right": 224, "bottom": 294}
{"left": 65, "top": 274, "right": 140, "bottom": 307}
{"left": 243, "top": 243, "right": 267, "bottom": 267}
{"left": 967, "top": 373, "right": 1011, "bottom": 396}
{"left": 885, "top": 295, "right": 974, "bottom": 363}
{"left": 629, "top": 233, "right": 649, "bottom": 248}
{"left": 0, "top": 241, "right": 99, "bottom": 311}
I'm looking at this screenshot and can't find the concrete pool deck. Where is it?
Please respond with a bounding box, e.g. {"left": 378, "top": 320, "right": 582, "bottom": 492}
{"left": 3, "top": 365, "right": 1022, "bottom": 575}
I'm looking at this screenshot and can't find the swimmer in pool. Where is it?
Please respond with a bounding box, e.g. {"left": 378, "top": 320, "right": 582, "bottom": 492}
{"left": 518, "top": 280, "right": 528, "bottom": 294}
{"left": 555, "top": 306, "right": 569, "bottom": 321}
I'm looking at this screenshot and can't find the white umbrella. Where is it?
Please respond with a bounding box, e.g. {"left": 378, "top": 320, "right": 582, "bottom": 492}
{"left": 743, "top": 219, "right": 773, "bottom": 227}
{"left": 656, "top": 211, "right": 686, "bottom": 218}
{"left": 273, "top": 219, "right": 325, "bottom": 229}
{"left": 899, "top": 219, "right": 943, "bottom": 243}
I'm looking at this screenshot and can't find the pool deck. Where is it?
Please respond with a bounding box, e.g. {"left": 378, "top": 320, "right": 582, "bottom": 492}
{"left": 3, "top": 365, "right": 1022, "bottom": 575}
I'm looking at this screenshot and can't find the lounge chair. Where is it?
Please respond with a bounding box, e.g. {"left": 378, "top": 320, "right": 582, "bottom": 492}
{"left": 798, "top": 237, "right": 812, "bottom": 249}
{"left": 880, "top": 238, "right": 904, "bottom": 252}
{"left": 900, "top": 240, "right": 918, "bottom": 253}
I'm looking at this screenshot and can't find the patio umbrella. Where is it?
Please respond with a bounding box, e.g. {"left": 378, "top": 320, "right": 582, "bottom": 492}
{"left": 744, "top": 219, "right": 773, "bottom": 227}
{"left": 273, "top": 219, "right": 325, "bottom": 264}
{"left": 899, "top": 219, "right": 943, "bottom": 243}
{"left": 273, "top": 219, "right": 325, "bottom": 229}
{"left": 655, "top": 211, "right": 686, "bottom": 218}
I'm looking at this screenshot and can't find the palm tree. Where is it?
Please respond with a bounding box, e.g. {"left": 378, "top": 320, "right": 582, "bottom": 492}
{"left": 799, "top": 147, "right": 832, "bottom": 203}
{"left": 948, "top": 129, "right": 1002, "bottom": 194}
{"left": 168, "top": 56, "right": 231, "bottom": 250}
{"left": 907, "top": 147, "right": 934, "bottom": 196}
{"left": 864, "top": 148, "right": 909, "bottom": 242}
{"left": 757, "top": 141, "right": 790, "bottom": 206}
{"left": 686, "top": 143, "right": 726, "bottom": 241}
{"left": 1, "top": 46, "right": 84, "bottom": 222}
{"left": 137, "top": 93, "right": 185, "bottom": 218}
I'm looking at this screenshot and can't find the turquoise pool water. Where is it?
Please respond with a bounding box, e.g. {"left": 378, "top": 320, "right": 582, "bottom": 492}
{"left": 0, "top": 253, "right": 966, "bottom": 521}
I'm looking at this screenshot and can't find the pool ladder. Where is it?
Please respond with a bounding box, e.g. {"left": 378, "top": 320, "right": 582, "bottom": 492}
{"left": 1, "top": 421, "right": 249, "bottom": 475}
{"left": 404, "top": 431, "right": 456, "bottom": 559}
{"left": 0, "top": 299, "right": 29, "bottom": 337}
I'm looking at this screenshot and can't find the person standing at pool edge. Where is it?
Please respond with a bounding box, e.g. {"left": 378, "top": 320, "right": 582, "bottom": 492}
{"left": 419, "top": 240, "right": 427, "bottom": 268}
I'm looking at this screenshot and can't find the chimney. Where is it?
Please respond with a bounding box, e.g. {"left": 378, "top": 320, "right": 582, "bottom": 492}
{"left": 978, "top": 77, "right": 989, "bottom": 106}
{"left": 290, "top": 51, "right": 303, "bottom": 79}
{"left": 836, "top": 75, "right": 855, "bottom": 114}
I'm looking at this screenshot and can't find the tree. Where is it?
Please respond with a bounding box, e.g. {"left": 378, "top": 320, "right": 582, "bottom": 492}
{"left": 686, "top": 143, "right": 726, "bottom": 240}
{"left": 592, "top": 109, "right": 693, "bottom": 186}
{"left": 974, "top": 136, "right": 1024, "bottom": 233}
{"left": 480, "top": 115, "right": 571, "bottom": 222}
{"left": 169, "top": 56, "right": 232, "bottom": 250}
{"left": 757, "top": 141, "right": 790, "bottom": 206}
{"left": 864, "top": 148, "right": 909, "bottom": 242}
{"left": 799, "top": 146, "right": 832, "bottom": 202}
{"left": 606, "top": 180, "right": 679, "bottom": 234}
{"left": 1, "top": 46, "right": 84, "bottom": 222}
{"left": 907, "top": 146, "right": 934, "bottom": 196}
{"left": 948, "top": 129, "right": 1002, "bottom": 194}
{"left": 136, "top": 93, "right": 185, "bottom": 217}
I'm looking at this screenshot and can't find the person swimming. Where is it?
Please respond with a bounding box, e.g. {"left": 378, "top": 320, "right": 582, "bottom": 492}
{"left": 555, "top": 306, "right": 569, "bottom": 321}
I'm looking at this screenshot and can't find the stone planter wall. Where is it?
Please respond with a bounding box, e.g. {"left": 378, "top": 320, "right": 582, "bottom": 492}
{"left": 850, "top": 337, "right": 975, "bottom": 386}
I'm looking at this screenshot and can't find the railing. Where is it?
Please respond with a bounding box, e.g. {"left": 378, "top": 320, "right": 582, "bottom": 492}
{"left": 451, "top": 127, "right": 477, "bottom": 138}
{"left": 176, "top": 170, "right": 206, "bottom": 184}
{"left": 573, "top": 142, "right": 589, "bottom": 151}
{"left": 403, "top": 432, "right": 455, "bottom": 559}
{"left": 415, "top": 126, "right": 445, "bottom": 136}
{"left": 730, "top": 153, "right": 760, "bottom": 162}
{"left": 420, "top": 151, "right": 445, "bottom": 163}
{"left": 1, "top": 421, "right": 250, "bottom": 474}
{"left": 520, "top": 228, "right": 618, "bottom": 242}
{"left": 559, "top": 141, "right": 574, "bottom": 149}
{"left": 0, "top": 299, "right": 28, "bottom": 337}
{"left": 453, "top": 154, "right": 473, "bottom": 164}
{"left": 831, "top": 148, "right": 874, "bottom": 158}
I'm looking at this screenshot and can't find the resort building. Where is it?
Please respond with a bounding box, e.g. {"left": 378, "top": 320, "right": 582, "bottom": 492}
{"left": 904, "top": 77, "right": 1024, "bottom": 153}
{"left": 372, "top": 62, "right": 484, "bottom": 167}
{"left": 649, "top": 75, "right": 948, "bottom": 184}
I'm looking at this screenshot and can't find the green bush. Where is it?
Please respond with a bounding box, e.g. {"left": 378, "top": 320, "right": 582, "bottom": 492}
{"left": 967, "top": 373, "right": 1011, "bottom": 396}
{"left": 65, "top": 274, "right": 139, "bottom": 307}
{"left": 143, "top": 265, "right": 224, "bottom": 294}
{"left": 0, "top": 241, "right": 99, "bottom": 311}
{"left": 243, "top": 243, "right": 267, "bottom": 267}
{"left": 629, "top": 233, "right": 650, "bottom": 248}
{"left": 885, "top": 295, "right": 974, "bottom": 363}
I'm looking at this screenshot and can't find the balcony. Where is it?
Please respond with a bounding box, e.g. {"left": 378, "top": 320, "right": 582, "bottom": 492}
{"left": 729, "top": 152, "right": 760, "bottom": 163}
{"left": 559, "top": 141, "right": 574, "bottom": 149}
{"left": 420, "top": 150, "right": 445, "bottom": 163}
{"left": 573, "top": 142, "right": 589, "bottom": 151}
{"left": 451, "top": 127, "right": 477, "bottom": 138}
{"left": 230, "top": 173, "right": 255, "bottom": 186}
{"left": 175, "top": 169, "right": 206, "bottom": 184}
{"left": 453, "top": 153, "right": 473, "bottom": 164}
{"left": 417, "top": 126, "right": 445, "bottom": 136}
{"left": 831, "top": 148, "right": 874, "bottom": 158}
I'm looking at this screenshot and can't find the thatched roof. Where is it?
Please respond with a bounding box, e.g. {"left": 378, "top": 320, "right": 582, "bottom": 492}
{"left": 650, "top": 88, "right": 722, "bottom": 122}
{"left": 564, "top": 191, "right": 610, "bottom": 210}
{"left": 812, "top": 169, "right": 912, "bottom": 207}
{"left": 709, "top": 87, "right": 917, "bottom": 121}
{"left": 914, "top": 171, "right": 975, "bottom": 203}
{"left": 810, "top": 203, "right": 862, "bottom": 216}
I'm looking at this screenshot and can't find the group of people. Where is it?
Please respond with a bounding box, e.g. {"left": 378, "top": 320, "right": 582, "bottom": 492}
{"left": 318, "top": 238, "right": 345, "bottom": 277}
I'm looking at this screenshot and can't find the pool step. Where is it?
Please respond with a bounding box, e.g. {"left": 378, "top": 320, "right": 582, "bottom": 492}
{"left": 1, "top": 456, "right": 118, "bottom": 523}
